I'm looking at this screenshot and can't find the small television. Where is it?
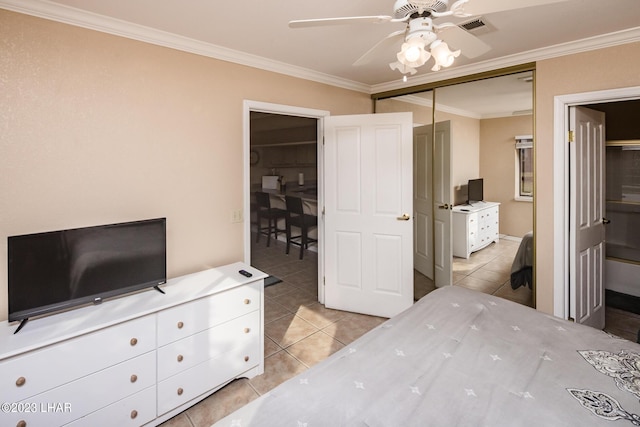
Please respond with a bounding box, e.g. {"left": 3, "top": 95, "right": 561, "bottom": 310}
{"left": 8, "top": 218, "right": 166, "bottom": 332}
{"left": 468, "top": 178, "right": 484, "bottom": 204}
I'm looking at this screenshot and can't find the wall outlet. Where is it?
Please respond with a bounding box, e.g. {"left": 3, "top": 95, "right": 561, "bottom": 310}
{"left": 231, "top": 210, "right": 243, "bottom": 223}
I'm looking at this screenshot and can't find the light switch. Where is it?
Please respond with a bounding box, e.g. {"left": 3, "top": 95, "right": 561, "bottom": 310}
{"left": 231, "top": 210, "right": 243, "bottom": 223}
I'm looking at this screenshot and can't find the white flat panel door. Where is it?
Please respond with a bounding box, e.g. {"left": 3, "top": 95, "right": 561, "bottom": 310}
{"left": 414, "top": 125, "right": 433, "bottom": 279}
{"left": 569, "top": 106, "right": 605, "bottom": 329}
{"left": 433, "top": 121, "right": 452, "bottom": 287}
{"left": 324, "top": 113, "right": 414, "bottom": 318}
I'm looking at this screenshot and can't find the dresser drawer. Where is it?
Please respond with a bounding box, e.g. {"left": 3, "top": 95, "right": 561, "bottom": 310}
{"left": 157, "top": 337, "right": 260, "bottom": 415}
{"left": 0, "top": 315, "right": 156, "bottom": 403}
{"left": 467, "top": 213, "right": 478, "bottom": 231}
{"left": 4, "top": 351, "right": 156, "bottom": 427}
{"left": 157, "top": 281, "right": 261, "bottom": 346}
{"left": 65, "top": 386, "right": 156, "bottom": 427}
{"left": 158, "top": 310, "right": 260, "bottom": 380}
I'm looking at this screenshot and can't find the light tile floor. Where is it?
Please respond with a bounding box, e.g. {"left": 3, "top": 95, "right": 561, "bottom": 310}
{"left": 161, "top": 236, "right": 639, "bottom": 427}
{"left": 451, "top": 237, "right": 534, "bottom": 307}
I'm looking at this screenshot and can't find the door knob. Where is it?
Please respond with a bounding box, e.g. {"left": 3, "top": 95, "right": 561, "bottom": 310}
{"left": 397, "top": 214, "right": 411, "bottom": 221}
{"left": 438, "top": 204, "right": 450, "bottom": 210}
{"left": 602, "top": 218, "right": 611, "bottom": 224}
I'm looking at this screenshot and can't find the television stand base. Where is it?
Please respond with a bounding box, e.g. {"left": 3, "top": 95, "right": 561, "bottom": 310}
{"left": 13, "top": 318, "right": 28, "bottom": 334}
{"left": 154, "top": 285, "right": 166, "bottom": 294}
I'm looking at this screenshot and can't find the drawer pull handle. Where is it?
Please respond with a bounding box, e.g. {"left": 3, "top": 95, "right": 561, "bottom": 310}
{"left": 244, "top": 299, "right": 251, "bottom": 305}
{"left": 17, "top": 421, "right": 26, "bottom": 427}
{"left": 177, "top": 387, "right": 184, "bottom": 396}
{"left": 244, "top": 356, "right": 250, "bottom": 362}
{"left": 177, "top": 321, "right": 184, "bottom": 329}
{"left": 177, "top": 354, "right": 184, "bottom": 362}
{"left": 244, "top": 327, "right": 251, "bottom": 334}
{"left": 130, "top": 410, "right": 138, "bottom": 419}
{"left": 16, "top": 377, "right": 26, "bottom": 387}
{"left": 130, "top": 338, "right": 138, "bottom": 346}
{"left": 130, "top": 374, "right": 138, "bottom": 383}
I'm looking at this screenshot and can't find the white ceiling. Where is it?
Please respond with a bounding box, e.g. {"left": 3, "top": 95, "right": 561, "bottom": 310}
{"left": 3, "top": 0, "right": 639, "bottom": 115}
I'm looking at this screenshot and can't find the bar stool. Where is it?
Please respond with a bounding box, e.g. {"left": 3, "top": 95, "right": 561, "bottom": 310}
{"left": 255, "top": 191, "right": 286, "bottom": 247}
{"left": 285, "top": 195, "right": 318, "bottom": 260}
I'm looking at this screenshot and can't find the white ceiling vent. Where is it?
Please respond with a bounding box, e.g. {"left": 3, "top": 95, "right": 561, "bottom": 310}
{"left": 458, "top": 17, "right": 495, "bottom": 35}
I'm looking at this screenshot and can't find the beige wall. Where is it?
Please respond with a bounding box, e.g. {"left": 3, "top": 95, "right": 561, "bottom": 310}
{"left": 0, "top": 10, "right": 371, "bottom": 322}
{"left": 442, "top": 112, "right": 480, "bottom": 205}
{"left": 480, "top": 115, "right": 533, "bottom": 237}
{"left": 535, "top": 41, "right": 640, "bottom": 314}
{"left": 376, "top": 97, "right": 481, "bottom": 205}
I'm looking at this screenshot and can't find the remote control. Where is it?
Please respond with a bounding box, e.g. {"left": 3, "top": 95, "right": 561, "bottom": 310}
{"left": 238, "top": 269, "right": 252, "bottom": 278}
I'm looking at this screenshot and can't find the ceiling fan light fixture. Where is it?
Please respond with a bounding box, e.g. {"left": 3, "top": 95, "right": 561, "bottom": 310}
{"left": 430, "top": 39, "right": 460, "bottom": 70}
{"left": 389, "top": 60, "right": 418, "bottom": 75}
{"left": 397, "top": 37, "right": 431, "bottom": 67}
{"left": 407, "top": 17, "right": 438, "bottom": 45}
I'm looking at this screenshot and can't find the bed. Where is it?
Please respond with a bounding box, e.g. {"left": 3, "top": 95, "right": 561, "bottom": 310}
{"left": 214, "top": 286, "right": 640, "bottom": 426}
{"left": 510, "top": 231, "right": 533, "bottom": 290}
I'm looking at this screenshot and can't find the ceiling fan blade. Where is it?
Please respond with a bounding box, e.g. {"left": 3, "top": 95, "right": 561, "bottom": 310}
{"left": 438, "top": 25, "right": 491, "bottom": 58}
{"left": 353, "top": 30, "right": 405, "bottom": 66}
{"left": 289, "top": 16, "right": 393, "bottom": 28}
{"left": 458, "top": 0, "right": 570, "bottom": 16}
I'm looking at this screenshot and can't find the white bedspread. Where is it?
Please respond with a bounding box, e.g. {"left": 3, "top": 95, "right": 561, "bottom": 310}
{"left": 214, "top": 286, "right": 640, "bottom": 426}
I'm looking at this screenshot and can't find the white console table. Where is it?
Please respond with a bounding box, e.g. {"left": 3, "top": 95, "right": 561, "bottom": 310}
{"left": 452, "top": 202, "right": 500, "bottom": 258}
{"left": 0, "top": 262, "right": 266, "bottom": 427}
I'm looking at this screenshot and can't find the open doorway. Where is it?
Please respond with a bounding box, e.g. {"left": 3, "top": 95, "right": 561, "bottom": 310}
{"left": 249, "top": 111, "right": 318, "bottom": 287}
{"left": 243, "top": 101, "right": 328, "bottom": 303}
{"left": 244, "top": 104, "right": 415, "bottom": 319}
{"left": 571, "top": 100, "right": 640, "bottom": 336}
{"left": 592, "top": 100, "right": 640, "bottom": 317}
{"left": 554, "top": 88, "right": 640, "bottom": 341}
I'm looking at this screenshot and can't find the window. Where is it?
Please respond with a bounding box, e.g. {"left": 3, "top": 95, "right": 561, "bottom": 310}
{"left": 515, "top": 135, "right": 533, "bottom": 200}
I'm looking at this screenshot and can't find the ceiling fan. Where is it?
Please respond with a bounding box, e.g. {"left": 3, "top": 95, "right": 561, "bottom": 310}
{"left": 289, "top": 0, "right": 569, "bottom": 76}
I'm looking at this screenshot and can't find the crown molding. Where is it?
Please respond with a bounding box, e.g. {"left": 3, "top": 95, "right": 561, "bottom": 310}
{"left": 0, "top": 0, "right": 371, "bottom": 93}
{"left": 395, "top": 94, "right": 533, "bottom": 119}
{"left": 396, "top": 94, "right": 483, "bottom": 119}
{"left": 2, "top": 0, "right": 639, "bottom": 96}
{"left": 371, "top": 26, "right": 640, "bottom": 94}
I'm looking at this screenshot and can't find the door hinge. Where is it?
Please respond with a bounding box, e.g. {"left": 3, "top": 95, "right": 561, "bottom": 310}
{"left": 568, "top": 130, "right": 575, "bottom": 143}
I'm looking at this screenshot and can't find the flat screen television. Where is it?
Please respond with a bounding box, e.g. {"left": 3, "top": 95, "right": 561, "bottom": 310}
{"left": 468, "top": 178, "right": 484, "bottom": 204}
{"left": 8, "top": 218, "right": 166, "bottom": 332}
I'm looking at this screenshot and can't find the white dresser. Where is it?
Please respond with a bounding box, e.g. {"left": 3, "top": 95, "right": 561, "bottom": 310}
{"left": 452, "top": 202, "right": 500, "bottom": 258}
{"left": 0, "top": 262, "right": 266, "bottom": 427}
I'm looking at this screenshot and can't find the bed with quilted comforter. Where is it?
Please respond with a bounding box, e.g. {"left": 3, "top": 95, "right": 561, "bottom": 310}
{"left": 214, "top": 285, "right": 640, "bottom": 426}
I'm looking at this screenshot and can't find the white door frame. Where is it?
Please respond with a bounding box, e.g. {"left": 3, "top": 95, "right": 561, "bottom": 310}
{"left": 243, "top": 100, "right": 330, "bottom": 302}
{"left": 552, "top": 86, "right": 640, "bottom": 319}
